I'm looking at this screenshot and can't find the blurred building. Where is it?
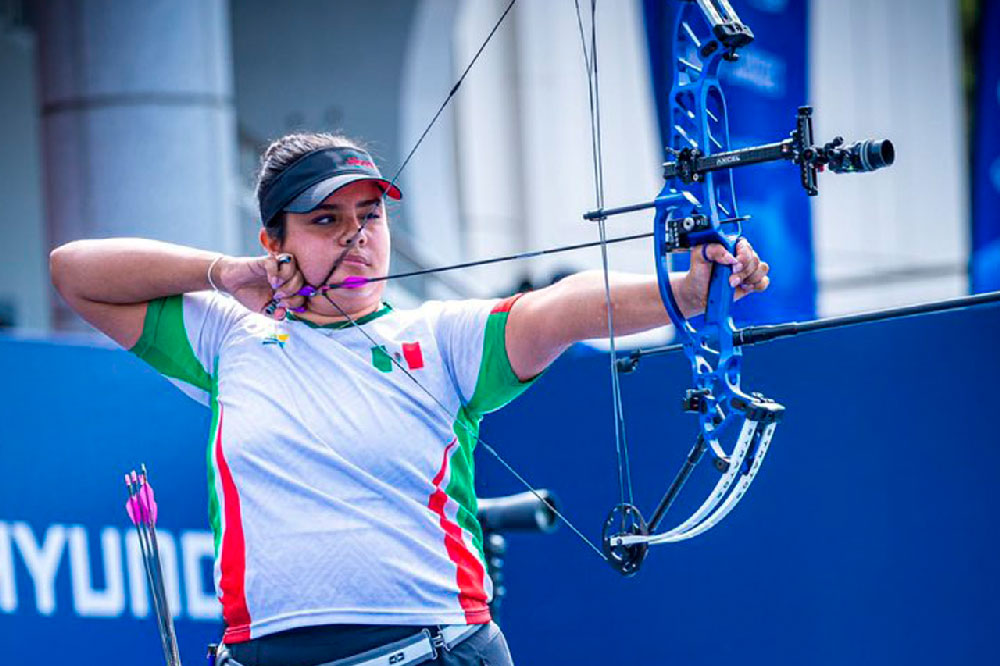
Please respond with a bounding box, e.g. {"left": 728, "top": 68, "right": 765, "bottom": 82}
{"left": 0, "top": 0, "right": 970, "bottom": 335}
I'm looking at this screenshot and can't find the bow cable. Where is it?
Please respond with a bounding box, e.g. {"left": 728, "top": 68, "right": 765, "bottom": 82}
{"left": 314, "top": 0, "right": 519, "bottom": 292}
{"left": 308, "top": 0, "right": 608, "bottom": 563}
{"left": 574, "top": 0, "right": 637, "bottom": 517}
{"left": 322, "top": 294, "right": 607, "bottom": 562}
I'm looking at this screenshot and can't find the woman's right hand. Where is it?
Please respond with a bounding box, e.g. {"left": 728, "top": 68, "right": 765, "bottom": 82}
{"left": 217, "top": 254, "right": 308, "bottom": 320}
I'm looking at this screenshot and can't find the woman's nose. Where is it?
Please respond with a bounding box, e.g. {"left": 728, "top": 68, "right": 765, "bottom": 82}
{"left": 340, "top": 216, "right": 366, "bottom": 245}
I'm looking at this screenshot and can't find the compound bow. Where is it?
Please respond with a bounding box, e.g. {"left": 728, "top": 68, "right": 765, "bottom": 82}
{"left": 577, "top": 0, "right": 894, "bottom": 575}
{"left": 313, "top": 0, "right": 913, "bottom": 578}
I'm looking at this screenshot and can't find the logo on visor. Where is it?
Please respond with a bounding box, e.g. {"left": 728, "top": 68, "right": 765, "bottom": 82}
{"left": 346, "top": 156, "right": 375, "bottom": 169}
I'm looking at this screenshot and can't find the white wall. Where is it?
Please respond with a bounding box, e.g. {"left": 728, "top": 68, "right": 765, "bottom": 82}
{"left": 445, "top": 0, "right": 662, "bottom": 296}
{"left": 810, "top": 0, "right": 968, "bottom": 315}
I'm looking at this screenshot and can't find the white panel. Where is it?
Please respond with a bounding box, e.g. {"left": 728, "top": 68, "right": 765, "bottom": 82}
{"left": 810, "top": 0, "right": 967, "bottom": 315}
{"left": 516, "top": 0, "right": 661, "bottom": 284}
{"left": 448, "top": 0, "right": 661, "bottom": 300}
{"left": 398, "top": 0, "right": 465, "bottom": 289}
{"left": 453, "top": 0, "right": 526, "bottom": 294}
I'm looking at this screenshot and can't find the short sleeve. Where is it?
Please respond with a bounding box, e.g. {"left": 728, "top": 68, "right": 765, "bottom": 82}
{"left": 129, "top": 291, "right": 248, "bottom": 405}
{"left": 434, "top": 294, "right": 540, "bottom": 417}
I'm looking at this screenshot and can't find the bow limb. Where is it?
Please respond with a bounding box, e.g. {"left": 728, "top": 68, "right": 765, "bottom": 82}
{"left": 598, "top": 0, "right": 786, "bottom": 575}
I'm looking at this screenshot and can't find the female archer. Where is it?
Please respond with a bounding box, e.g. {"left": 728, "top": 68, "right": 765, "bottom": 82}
{"left": 49, "top": 132, "right": 770, "bottom": 666}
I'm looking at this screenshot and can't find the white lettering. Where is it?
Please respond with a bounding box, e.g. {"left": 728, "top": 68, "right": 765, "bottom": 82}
{"left": 4, "top": 523, "right": 218, "bottom": 621}
{"left": 0, "top": 522, "right": 16, "bottom": 612}
{"left": 724, "top": 49, "right": 786, "bottom": 97}
{"left": 125, "top": 528, "right": 150, "bottom": 618}
{"left": 12, "top": 523, "right": 65, "bottom": 615}
{"left": 181, "top": 531, "right": 221, "bottom": 620}
{"left": 68, "top": 526, "right": 125, "bottom": 617}
{"left": 125, "top": 529, "right": 182, "bottom": 618}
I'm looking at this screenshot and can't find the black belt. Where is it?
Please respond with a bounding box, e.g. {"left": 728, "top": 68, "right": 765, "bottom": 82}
{"left": 212, "top": 624, "right": 482, "bottom": 666}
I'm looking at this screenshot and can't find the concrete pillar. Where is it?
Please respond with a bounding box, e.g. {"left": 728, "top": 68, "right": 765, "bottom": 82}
{"left": 0, "top": 18, "right": 48, "bottom": 331}
{"left": 37, "top": 0, "right": 238, "bottom": 330}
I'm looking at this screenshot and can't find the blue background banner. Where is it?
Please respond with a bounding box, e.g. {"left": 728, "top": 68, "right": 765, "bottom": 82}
{"left": 642, "top": 0, "right": 815, "bottom": 324}
{"left": 0, "top": 338, "right": 221, "bottom": 662}
{"left": 972, "top": 0, "right": 1000, "bottom": 292}
{"left": 2, "top": 301, "right": 999, "bottom": 664}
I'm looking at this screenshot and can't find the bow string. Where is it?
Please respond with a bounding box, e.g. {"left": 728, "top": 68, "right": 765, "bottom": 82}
{"left": 302, "top": 0, "right": 912, "bottom": 577}
{"left": 315, "top": 0, "right": 610, "bottom": 564}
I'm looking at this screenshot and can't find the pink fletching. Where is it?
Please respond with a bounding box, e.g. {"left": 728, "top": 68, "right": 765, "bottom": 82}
{"left": 125, "top": 495, "right": 142, "bottom": 526}
{"left": 341, "top": 276, "right": 368, "bottom": 290}
{"left": 124, "top": 480, "right": 159, "bottom": 526}
{"left": 137, "top": 480, "right": 159, "bottom": 525}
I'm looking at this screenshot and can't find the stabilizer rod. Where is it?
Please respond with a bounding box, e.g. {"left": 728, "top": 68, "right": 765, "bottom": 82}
{"left": 617, "top": 290, "right": 1000, "bottom": 373}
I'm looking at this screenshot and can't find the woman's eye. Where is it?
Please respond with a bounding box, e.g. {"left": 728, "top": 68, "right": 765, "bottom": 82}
{"left": 312, "top": 215, "right": 337, "bottom": 226}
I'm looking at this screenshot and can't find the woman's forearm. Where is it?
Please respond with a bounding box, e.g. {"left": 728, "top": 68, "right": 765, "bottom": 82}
{"left": 50, "top": 238, "right": 221, "bottom": 305}
{"left": 545, "top": 269, "right": 700, "bottom": 342}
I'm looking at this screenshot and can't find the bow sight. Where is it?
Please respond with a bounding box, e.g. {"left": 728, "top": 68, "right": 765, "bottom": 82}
{"left": 660, "top": 106, "right": 894, "bottom": 197}
{"left": 583, "top": 106, "right": 894, "bottom": 223}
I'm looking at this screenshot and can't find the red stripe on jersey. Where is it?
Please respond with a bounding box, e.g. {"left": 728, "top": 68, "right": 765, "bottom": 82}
{"left": 215, "top": 405, "right": 253, "bottom": 643}
{"left": 428, "top": 440, "right": 490, "bottom": 624}
{"left": 402, "top": 342, "right": 424, "bottom": 370}
{"left": 490, "top": 293, "right": 523, "bottom": 315}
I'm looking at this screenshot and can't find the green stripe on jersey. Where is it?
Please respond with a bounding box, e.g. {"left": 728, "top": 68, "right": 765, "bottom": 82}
{"left": 449, "top": 407, "right": 487, "bottom": 565}
{"left": 465, "top": 305, "right": 538, "bottom": 417}
{"left": 207, "top": 374, "right": 222, "bottom": 555}
{"left": 444, "top": 303, "right": 542, "bottom": 569}
{"left": 129, "top": 296, "right": 212, "bottom": 391}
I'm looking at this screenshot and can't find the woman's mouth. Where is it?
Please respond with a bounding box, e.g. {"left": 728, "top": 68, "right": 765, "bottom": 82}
{"left": 342, "top": 254, "right": 368, "bottom": 266}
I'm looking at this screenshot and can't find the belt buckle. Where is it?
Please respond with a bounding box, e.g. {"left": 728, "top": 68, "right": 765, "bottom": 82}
{"left": 430, "top": 627, "right": 448, "bottom": 656}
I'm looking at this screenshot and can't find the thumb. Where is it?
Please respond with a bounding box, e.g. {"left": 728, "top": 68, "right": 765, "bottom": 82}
{"left": 694, "top": 243, "right": 738, "bottom": 270}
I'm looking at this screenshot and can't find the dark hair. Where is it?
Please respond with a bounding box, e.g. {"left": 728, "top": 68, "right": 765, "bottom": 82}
{"left": 256, "top": 132, "right": 365, "bottom": 243}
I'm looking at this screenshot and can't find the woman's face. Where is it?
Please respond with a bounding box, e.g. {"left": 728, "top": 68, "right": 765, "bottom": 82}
{"left": 262, "top": 180, "right": 391, "bottom": 318}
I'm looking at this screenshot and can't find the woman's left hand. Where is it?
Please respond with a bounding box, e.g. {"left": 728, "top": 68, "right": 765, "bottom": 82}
{"left": 680, "top": 239, "right": 770, "bottom": 314}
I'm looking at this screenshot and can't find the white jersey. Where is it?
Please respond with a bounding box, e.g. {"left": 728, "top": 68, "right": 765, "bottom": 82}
{"left": 129, "top": 292, "right": 534, "bottom": 643}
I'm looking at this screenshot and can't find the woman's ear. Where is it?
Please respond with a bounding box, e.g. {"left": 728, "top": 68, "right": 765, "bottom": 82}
{"left": 259, "top": 227, "right": 280, "bottom": 256}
